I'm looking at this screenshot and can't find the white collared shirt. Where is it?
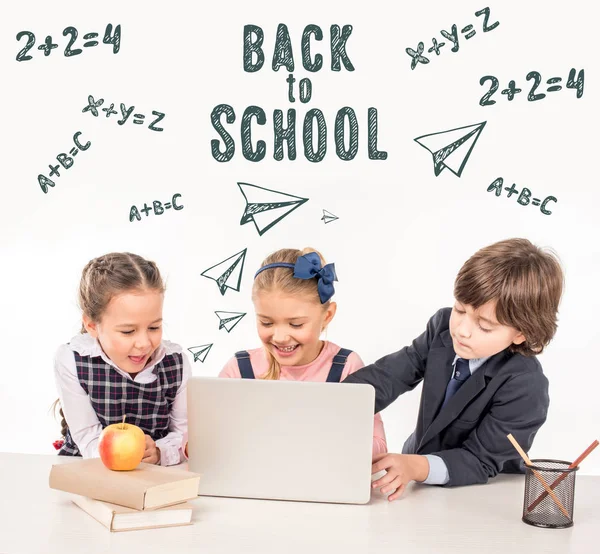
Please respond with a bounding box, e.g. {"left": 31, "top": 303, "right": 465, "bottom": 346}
{"left": 54, "top": 333, "right": 191, "bottom": 466}
{"left": 452, "top": 355, "right": 490, "bottom": 377}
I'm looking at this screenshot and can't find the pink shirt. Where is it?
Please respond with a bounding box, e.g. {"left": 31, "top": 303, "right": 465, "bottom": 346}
{"left": 219, "top": 341, "right": 387, "bottom": 457}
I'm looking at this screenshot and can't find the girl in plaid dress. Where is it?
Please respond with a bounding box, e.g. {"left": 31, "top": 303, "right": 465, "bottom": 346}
{"left": 53, "top": 252, "right": 191, "bottom": 466}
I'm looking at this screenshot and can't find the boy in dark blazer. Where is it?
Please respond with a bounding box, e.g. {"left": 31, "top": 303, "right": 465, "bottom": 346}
{"left": 343, "top": 238, "right": 564, "bottom": 499}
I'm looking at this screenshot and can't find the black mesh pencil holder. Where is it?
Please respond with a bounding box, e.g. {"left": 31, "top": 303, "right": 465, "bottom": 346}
{"left": 522, "top": 459, "right": 578, "bottom": 529}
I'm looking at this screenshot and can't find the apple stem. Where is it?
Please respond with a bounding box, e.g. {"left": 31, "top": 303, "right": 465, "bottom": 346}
{"left": 121, "top": 414, "right": 126, "bottom": 430}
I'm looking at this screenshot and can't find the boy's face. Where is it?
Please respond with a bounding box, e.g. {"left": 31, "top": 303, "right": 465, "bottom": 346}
{"left": 449, "top": 300, "right": 525, "bottom": 360}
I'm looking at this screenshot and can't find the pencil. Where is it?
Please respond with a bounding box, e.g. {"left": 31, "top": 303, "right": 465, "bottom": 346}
{"left": 526, "top": 440, "right": 598, "bottom": 513}
{"left": 506, "top": 433, "right": 570, "bottom": 519}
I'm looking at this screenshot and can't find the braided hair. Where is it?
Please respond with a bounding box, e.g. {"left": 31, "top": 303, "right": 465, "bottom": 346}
{"left": 54, "top": 252, "right": 165, "bottom": 437}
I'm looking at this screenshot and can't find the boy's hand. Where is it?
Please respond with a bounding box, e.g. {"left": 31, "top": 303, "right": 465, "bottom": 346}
{"left": 371, "top": 454, "right": 430, "bottom": 501}
{"left": 142, "top": 434, "right": 161, "bottom": 465}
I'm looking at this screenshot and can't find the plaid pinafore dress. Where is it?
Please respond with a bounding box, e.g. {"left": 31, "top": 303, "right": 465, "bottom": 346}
{"left": 58, "top": 350, "right": 183, "bottom": 456}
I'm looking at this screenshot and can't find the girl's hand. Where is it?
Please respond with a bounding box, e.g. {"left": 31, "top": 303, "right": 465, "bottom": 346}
{"left": 142, "top": 434, "right": 161, "bottom": 465}
{"left": 371, "top": 454, "right": 430, "bottom": 501}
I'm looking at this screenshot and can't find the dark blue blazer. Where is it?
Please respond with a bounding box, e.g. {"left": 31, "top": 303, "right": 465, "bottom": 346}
{"left": 343, "top": 308, "right": 550, "bottom": 486}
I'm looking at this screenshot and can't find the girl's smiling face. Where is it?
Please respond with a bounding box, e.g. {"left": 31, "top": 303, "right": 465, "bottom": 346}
{"left": 254, "top": 289, "right": 336, "bottom": 366}
{"left": 83, "top": 288, "right": 164, "bottom": 374}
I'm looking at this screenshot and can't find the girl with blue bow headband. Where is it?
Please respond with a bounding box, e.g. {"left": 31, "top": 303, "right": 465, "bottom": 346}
{"left": 218, "top": 247, "right": 387, "bottom": 459}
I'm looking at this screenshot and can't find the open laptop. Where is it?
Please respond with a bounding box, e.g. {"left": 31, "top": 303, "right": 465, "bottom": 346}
{"left": 187, "top": 377, "right": 375, "bottom": 504}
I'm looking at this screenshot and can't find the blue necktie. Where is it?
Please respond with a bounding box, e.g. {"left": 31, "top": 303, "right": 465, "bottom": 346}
{"left": 442, "top": 358, "right": 471, "bottom": 408}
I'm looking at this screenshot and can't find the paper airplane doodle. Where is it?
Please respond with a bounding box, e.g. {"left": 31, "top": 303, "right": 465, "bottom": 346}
{"left": 215, "top": 311, "right": 247, "bottom": 333}
{"left": 321, "top": 210, "right": 339, "bottom": 224}
{"left": 238, "top": 182, "right": 309, "bottom": 236}
{"left": 414, "top": 121, "right": 487, "bottom": 177}
{"left": 187, "top": 344, "right": 213, "bottom": 363}
{"left": 201, "top": 248, "right": 247, "bottom": 295}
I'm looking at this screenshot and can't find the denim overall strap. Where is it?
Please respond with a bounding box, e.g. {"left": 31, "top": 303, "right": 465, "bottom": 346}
{"left": 235, "top": 350, "right": 255, "bottom": 379}
{"left": 326, "top": 348, "right": 353, "bottom": 382}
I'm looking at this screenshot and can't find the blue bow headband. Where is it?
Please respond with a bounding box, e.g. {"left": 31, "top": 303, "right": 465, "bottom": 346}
{"left": 254, "top": 252, "right": 337, "bottom": 304}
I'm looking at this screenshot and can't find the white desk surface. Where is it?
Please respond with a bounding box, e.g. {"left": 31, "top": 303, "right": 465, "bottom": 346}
{"left": 0, "top": 453, "right": 597, "bottom": 554}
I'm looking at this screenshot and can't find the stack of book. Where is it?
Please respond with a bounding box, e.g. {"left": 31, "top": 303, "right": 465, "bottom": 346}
{"left": 49, "top": 458, "right": 201, "bottom": 532}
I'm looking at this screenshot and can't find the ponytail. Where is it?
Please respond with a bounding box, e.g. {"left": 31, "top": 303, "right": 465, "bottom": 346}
{"left": 261, "top": 349, "right": 282, "bottom": 380}
{"left": 51, "top": 399, "right": 68, "bottom": 438}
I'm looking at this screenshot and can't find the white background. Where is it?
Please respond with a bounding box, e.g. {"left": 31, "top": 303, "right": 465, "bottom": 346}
{"left": 1, "top": 0, "right": 598, "bottom": 474}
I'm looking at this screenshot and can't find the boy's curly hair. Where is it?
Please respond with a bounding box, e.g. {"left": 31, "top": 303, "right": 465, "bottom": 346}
{"left": 454, "top": 238, "right": 564, "bottom": 356}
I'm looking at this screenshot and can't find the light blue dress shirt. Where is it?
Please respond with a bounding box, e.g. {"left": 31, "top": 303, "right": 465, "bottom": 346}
{"left": 422, "top": 355, "right": 490, "bottom": 485}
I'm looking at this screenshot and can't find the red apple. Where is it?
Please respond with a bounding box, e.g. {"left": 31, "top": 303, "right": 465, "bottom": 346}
{"left": 98, "top": 421, "right": 145, "bottom": 471}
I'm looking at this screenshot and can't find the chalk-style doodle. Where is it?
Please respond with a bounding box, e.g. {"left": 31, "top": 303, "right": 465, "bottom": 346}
{"left": 215, "top": 311, "right": 247, "bottom": 333}
{"left": 487, "top": 178, "right": 557, "bottom": 216}
{"left": 129, "top": 194, "right": 183, "bottom": 222}
{"left": 82, "top": 95, "right": 165, "bottom": 132}
{"left": 405, "top": 7, "right": 499, "bottom": 70}
{"left": 37, "top": 131, "right": 91, "bottom": 194}
{"left": 414, "top": 122, "right": 486, "bottom": 177}
{"left": 479, "top": 68, "right": 585, "bottom": 105}
{"left": 187, "top": 344, "right": 213, "bottom": 363}
{"left": 321, "top": 210, "right": 339, "bottom": 224}
{"left": 243, "top": 24, "right": 355, "bottom": 73}
{"left": 211, "top": 106, "right": 387, "bottom": 163}
{"left": 238, "top": 182, "right": 308, "bottom": 236}
{"left": 201, "top": 249, "right": 247, "bottom": 295}
{"left": 16, "top": 24, "right": 121, "bottom": 61}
